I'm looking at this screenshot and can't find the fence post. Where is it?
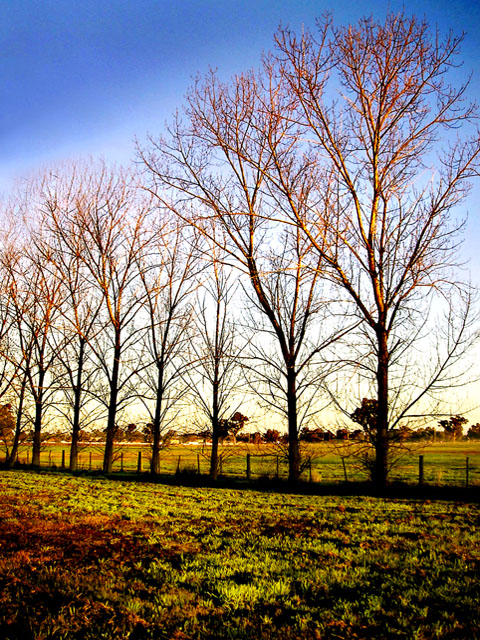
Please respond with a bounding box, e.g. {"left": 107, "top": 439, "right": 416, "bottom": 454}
{"left": 120, "top": 452, "right": 124, "bottom": 472}
{"left": 418, "top": 455, "right": 424, "bottom": 485}
{"left": 197, "top": 454, "right": 201, "bottom": 475}
{"left": 466, "top": 457, "right": 470, "bottom": 488}
{"left": 61, "top": 450, "right": 65, "bottom": 469}
{"left": 246, "top": 453, "right": 251, "bottom": 480}
{"left": 176, "top": 455, "right": 181, "bottom": 474}
{"left": 137, "top": 451, "right": 142, "bottom": 473}
{"left": 308, "top": 457, "right": 312, "bottom": 482}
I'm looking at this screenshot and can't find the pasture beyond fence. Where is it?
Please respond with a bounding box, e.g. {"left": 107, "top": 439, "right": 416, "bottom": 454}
{"left": 4, "top": 442, "right": 480, "bottom": 488}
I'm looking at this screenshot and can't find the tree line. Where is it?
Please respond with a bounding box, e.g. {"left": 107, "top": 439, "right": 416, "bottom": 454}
{"left": 1, "top": 12, "right": 479, "bottom": 487}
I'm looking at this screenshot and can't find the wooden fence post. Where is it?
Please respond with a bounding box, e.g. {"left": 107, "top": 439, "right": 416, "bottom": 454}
{"left": 176, "top": 455, "right": 181, "bottom": 474}
{"left": 418, "top": 455, "right": 424, "bottom": 485}
{"left": 246, "top": 454, "right": 251, "bottom": 480}
{"left": 61, "top": 450, "right": 65, "bottom": 469}
{"left": 120, "top": 452, "right": 124, "bottom": 472}
{"left": 466, "top": 457, "right": 470, "bottom": 488}
{"left": 137, "top": 451, "right": 142, "bottom": 473}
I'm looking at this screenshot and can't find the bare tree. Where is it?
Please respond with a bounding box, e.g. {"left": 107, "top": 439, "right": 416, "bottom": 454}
{"left": 141, "top": 66, "right": 351, "bottom": 482}
{"left": 28, "top": 183, "right": 106, "bottom": 471}
{"left": 3, "top": 234, "right": 64, "bottom": 467}
{"left": 241, "top": 225, "right": 352, "bottom": 447}
{"left": 47, "top": 280, "right": 104, "bottom": 471}
{"left": 269, "top": 13, "right": 480, "bottom": 486}
{"left": 136, "top": 217, "right": 201, "bottom": 475}
{"left": 181, "top": 248, "right": 245, "bottom": 480}
{"left": 0, "top": 226, "right": 32, "bottom": 466}
{"left": 41, "top": 162, "right": 155, "bottom": 473}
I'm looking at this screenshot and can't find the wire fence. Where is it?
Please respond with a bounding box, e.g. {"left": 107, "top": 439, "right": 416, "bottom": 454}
{"left": 4, "top": 443, "right": 480, "bottom": 488}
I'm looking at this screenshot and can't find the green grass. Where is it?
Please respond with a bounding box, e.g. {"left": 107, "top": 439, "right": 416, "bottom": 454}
{"left": 0, "top": 470, "right": 479, "bottom": 639}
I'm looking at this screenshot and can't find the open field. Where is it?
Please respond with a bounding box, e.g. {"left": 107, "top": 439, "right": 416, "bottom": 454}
{"left": 0, "top": 470, "right": 479, "bottom": 639}
{"left": 7, "top": 441, "right": 480, "bottom": 487}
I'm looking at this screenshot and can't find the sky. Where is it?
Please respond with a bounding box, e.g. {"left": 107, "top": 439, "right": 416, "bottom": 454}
{"left": 1, "top": 1, "right": 480, "bottom": 267}
{"left": 1, "top": 0, "right": 479, "bottom": 189}
{"left": 1, "top": 0, "right": 480, "bottom": 423}
{"left": 1, "top": 1, "right": 479, "bottom": 256}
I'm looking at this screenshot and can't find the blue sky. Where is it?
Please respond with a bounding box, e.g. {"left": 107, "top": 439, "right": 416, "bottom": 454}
{"left": 2, "top": 0, "right": 480, "bottom": 279}
{"left": 2, "top": 0, "right": 479, "bottom": 193}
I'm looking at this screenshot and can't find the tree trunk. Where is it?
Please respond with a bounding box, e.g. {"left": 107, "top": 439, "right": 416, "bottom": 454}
{"left": 150, "top": 366, "right": 164, "bottom": 475}
{"left": 70, "top": 339, "right": 85, "bottom": 472}
{"left": 32, "top": 369, "right": 46, "bottom": 467}
{"left": 374, "top": 328, "right": 389, "bottom": 488}
{"left": 7, "top": 377, "right": 27, "bottom": 468}
{"left": 103, "top": 332, "right": 121, "bottom": 474}
{"left": 287, "top": 366, "right": 301, "bottom": 483}
{"left": 210, "top": 378, "right": 220, "bottom": 480}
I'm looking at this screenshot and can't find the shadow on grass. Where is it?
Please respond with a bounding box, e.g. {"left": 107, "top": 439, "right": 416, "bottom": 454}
{"left": 2, "top": 459, "right": 479, "bottom": 503}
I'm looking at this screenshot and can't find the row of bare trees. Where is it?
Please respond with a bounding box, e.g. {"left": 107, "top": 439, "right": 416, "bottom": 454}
{"left": 1, "top": 13, "right": 478, "bottom": 487}
{"left": 0, "top": 163, "right": 337, "bottom": 481}
{"left": 140, "top": 12, "right": 480, "bottom": 486}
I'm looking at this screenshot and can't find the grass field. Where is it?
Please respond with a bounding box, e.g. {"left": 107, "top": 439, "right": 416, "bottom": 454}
{"left": 0, "top": 470, "right": 479, "bottom": 639}
{"left": 8, "top": 441, "right": 480, "bottom": 487}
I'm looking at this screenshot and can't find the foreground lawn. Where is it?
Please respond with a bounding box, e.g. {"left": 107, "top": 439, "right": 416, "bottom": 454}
{"left": 0, "top": 471, "right": 479, "bottom": 639}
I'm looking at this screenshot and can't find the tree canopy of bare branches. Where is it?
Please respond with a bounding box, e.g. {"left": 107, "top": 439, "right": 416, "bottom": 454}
{"left": 142, "top": 12, "right": 480, "bottom": 486}
{"left": 270, "top": 13, "right": 480, "bottom": 485}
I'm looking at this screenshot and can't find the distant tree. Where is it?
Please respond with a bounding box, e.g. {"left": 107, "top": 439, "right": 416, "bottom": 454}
{"left": 350, "top": 399, "right": 378, "bottom": 438}
{"left": 349, "top": 398, "right": 399, "bottom": 477}
{"left": 467, "top": 424, "right": 480, "bottom": 440}
{"left": 114, "top": 423, "right": 146, "bottom": 443}
{"left": 264, "top": 428, "right": 281, "bottom": 443}
{"left": 0, "top": 404, "right": 15, "bottom": 458}
{"left": 439, "top": 415, "right": 468, "bottom": 442}
{"left": 300, "top": 426, "right": 329, "bottom": 442}
{"left": 350, "top": 429, "right": 364, "bottom": 440}
{"left": 251, "top": 432, "right": 263, "bottom": 445}
{"left": 408, "top": 427, "right": 440, "bottom": 442}
{"left": 219, "top": 412, "right": 249, "bottom": 443}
